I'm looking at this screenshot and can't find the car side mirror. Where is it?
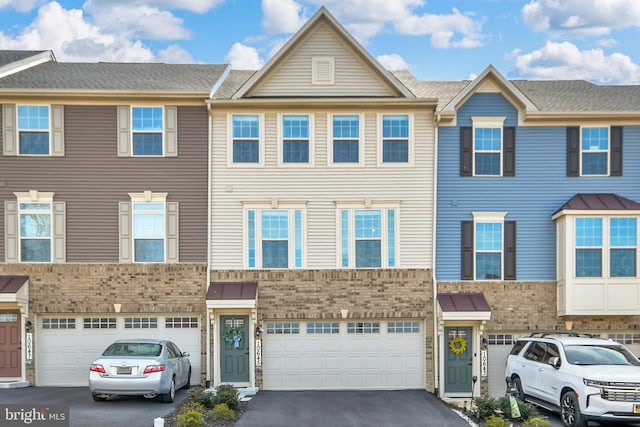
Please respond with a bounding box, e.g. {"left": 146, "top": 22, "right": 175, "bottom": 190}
{"left": 549, "top": 356, "right": 561, "bottom": 369}
{"left": 182, "top": 352, "right": 190, "bottom": 357}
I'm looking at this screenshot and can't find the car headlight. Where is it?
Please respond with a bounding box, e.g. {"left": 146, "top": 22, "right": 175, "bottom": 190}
{"left": 583, "top": 379, "right": 608, "bottom": 388}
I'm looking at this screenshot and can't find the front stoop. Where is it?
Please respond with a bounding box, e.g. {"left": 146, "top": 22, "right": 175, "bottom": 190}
{"left": 0, "top": 381, "right": 30, "bottom": 389}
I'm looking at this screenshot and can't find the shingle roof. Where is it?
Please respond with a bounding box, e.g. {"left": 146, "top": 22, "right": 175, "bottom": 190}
{"left": 212, "top": 69, "right": 256, "bottom": 99}
{"left": 0, "top": 276, "right": 29, "bottom": 293}
{"left": 0, "top": 50, "right": 47, "bottom": 67}
{"left": 554, "top": 194, "right": 640, "bottom": 215}
{"left": 392, "top": 70, "right": 469, "bottom": 110}
{"left": 0, "top": 61, "right": 228, "bottom": 93}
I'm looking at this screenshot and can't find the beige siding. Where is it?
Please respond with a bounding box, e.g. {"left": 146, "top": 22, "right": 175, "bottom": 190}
{"left": 210, "top": 108, "right": 435, "bottom": 270}
{"left": 249, "top": 23, "right": 397, "bottom": 98}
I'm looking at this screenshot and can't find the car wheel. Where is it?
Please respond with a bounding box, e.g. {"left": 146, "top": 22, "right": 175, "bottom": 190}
{"left": 513, "top": 377, "right": 525, "bottom": 400}
{"left": 560, "top": 391, "right": 585, "bottom": 427}
{"left": 92, "top": 393, "right": 108, "bottom": 402}
{"left": 161, "top": 378, "right": 176, "bottom": 403}
{"left": 182, "top": 369, "right": 191, "bottom": 390}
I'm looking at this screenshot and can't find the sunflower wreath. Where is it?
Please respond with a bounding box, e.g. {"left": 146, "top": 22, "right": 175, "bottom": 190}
{"left": 449, "top": 336, "right": 468, "bottom": 355}
{"left": 223, "top": 327, "right": 244, "bottom": 346}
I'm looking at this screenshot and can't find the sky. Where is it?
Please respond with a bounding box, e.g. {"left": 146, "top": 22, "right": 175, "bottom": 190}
{"left": 1, "top": 0, "right": 639, "bottom": 84}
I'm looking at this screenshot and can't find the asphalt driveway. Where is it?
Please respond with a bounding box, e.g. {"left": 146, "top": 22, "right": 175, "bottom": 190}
{"left": 235, "top": 390, "right": 471, "bottom": 427}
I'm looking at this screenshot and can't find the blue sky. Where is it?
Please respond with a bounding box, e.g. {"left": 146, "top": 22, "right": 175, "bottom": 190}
{"left": 1, "top": 0, "right": 639, "bottom": 84}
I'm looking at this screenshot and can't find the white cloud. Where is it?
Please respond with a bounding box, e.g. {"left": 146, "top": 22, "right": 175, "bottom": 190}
{"left": 522, "top": 0, "right": 640, "bottom": 36}
{"left": 262, "top": 0, "right": 307, "bottom": 34}
{"left": 225, "top": 42, "right": 264, "bottom": 69}
{"left": 376, "top": 53, "right": 409, "bottom": 70}
{"left": 513, "top": 41, "right": 640, "bottom": 84}
{"left": 0, "top": 0, "right": 39, "bottom": 12}
{"left": 157, "top": 44, "right": 194, "bottom": 63}
{"left": 86, "top": 0, "right": 224, "bottom": 14}
{"left": 595, "top": 38, "right": 617, "bottom": 48}
{"left": 395, "top": 7, "right": 484, "bottom": 48}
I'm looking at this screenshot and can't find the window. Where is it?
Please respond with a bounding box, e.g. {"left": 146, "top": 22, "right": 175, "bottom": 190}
{"left": 461, "top": 213, "right": 516, "bottom": 280}
{"left": 232, "top": 114, "right": 260, "bottom": 163}
{"left": 18, "top": 105, "right": 50, "bottom": 154}
{"left": 245, "top": 204, "right": 305, "bottom": 269}
{"left": 338, "top": 203, "right": 397, "bottom": 268}
{"left": 347, "top": 322, "right": 380, "bottom": 334}
{"left": 84, "top": 317, "right": 116, "bottom": 329}
{"left": 132, "top": 107, "right": 163, "bottom": 155}
{"left": 330, "top": 114, "right": 362, "bottom": 165}
{"left": 387, "top": 321, "right": 420, "bottom": 333}
{"left": 380, "top": 114, "right": 410, "bottom": 163}
{"left": 474, "top": 127, "right": 501, "bottom": 175}
{"left": 567, "top": 126, "right": 623, "bottom": 177}
{"left": 280, "top": 114, "right": 312, "bottom": 164}
{"left": 42, "top": 318, "right": 75, "bottom": 329}
{"left": 461, "top": 118, "right": 515, "bottom": 177}
{"left": 119, "top": 192, "right": 178, "bottom": 263}
{"left": 125, "top": 317, "right": 158, "bottom": 329}
{"left": 19, "top": 201, "right": 52, "bottom": 262}
{"left": 576, "top": 217, "right": 637, "bottom": 278}
{"left": 266, "top": 322, "right": 299, "bottom": 334}
{"left": 307, "top": 322, "right": 339, "bottom": 334}
{"left": 166, "top": 317, "right": 199, "bottom": 328}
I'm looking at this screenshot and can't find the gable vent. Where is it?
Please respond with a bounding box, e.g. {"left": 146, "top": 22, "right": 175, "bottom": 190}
{"left": 312, "top": 57, "right": 334, "bottom": 85}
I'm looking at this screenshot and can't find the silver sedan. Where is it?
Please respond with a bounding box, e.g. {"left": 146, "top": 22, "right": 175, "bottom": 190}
{"left": 89, "top": 339, "right": 191, "bottom": 403}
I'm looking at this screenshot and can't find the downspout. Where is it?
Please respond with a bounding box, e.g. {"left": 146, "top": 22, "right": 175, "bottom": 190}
{"left": 432, "top": 116, "right": 440, "bottom": 396}
{"left": 205, "top": 105, "right": 213, "bottom": 387}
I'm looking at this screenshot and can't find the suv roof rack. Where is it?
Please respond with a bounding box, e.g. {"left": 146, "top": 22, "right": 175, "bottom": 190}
{"left": 529, "top": 332, "right": 595, "bottom": 338}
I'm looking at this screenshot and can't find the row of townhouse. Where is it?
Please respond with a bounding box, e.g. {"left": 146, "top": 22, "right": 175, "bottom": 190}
{"left": 1, "top": 8, "right": 639, "bottom": 403}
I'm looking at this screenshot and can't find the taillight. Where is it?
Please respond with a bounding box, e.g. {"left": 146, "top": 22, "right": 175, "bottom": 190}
{"left": 143, "top": 364, "right": 166, "bottom": 374}
{"left": 90, "top": 364, "right": 106, "bottom": 374}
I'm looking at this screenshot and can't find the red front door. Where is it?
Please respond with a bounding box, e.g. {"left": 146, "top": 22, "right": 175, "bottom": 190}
{"left": 0, "top": 312, "right": 21, "bottom": 377}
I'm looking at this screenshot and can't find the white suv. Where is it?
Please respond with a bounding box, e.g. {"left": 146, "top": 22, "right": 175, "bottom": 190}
{"left": 505, "top": 333, "right": 640, "bottom": 427}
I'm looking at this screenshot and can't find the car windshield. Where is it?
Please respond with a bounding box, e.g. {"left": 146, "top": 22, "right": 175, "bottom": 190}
{"left": 564, "top": 344, "right": 640, "bottom": 366}
{"left": 102, "top": 342, "right": 162, "bottom": 357}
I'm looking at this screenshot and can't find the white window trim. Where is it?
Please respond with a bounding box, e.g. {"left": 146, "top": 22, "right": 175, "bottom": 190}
{"left": 472, "top": 211, "right": 506, "bottom": 281}
{"left": 471, "top": 116, "right": 505, "bottom": 177}
{"left": 277, "top": 113, "right": 315, "bottom": 167}
{"left": 131, "top": 106, "right": 165, "bottom": 157}
{"left": 14, "top": 190, "right": 55, "bottom": 263}
{"left": 312, "top": 56, "right": 335, "bottom": 85}
{"left": 129, "top": 191, "right": 168, "bottom": 263}
{"left": 327, "top": 113, "right": 365, "bottom": 167}
{"left": 242, "top": 200, "right": 308, "bottom": 269}
{"left": 227, "top": 113, "right": 265, "bottom": 168}
{"left": 16, "top": 104, "right": 51, "bottom": 156}
{"left": 580, "top": 125, "right": 610, "bottom": 177}
{"left": 335, "top": 200, "right": 401, "bottom": 269}
{"left": 377, "top": 113, "right": 414, "bottom": 167}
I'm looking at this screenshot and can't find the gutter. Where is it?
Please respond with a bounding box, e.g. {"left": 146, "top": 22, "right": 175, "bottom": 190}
{"left": 205, "top": 106, "right": 213, "bottom": 387}
{"left": 432, "top": 123, "right": 440, "bottom": 396}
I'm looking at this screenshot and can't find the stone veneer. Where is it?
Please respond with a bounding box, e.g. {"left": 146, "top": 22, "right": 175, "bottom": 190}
{"left": 0, "top": 263, "right": 207, "bottom": 385}
{"left": 211, "top": 269, "right": 435, "bottom": 390}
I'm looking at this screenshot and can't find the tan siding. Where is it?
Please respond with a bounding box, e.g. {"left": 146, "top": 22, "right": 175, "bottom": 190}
{"left": 210, "top": 108, "right": 435, "bottom": 270}
{"left": 249, "top": 24, "right": 397, "bottom": 97}
{"left": 0, "top": 104, "right": 208, "bottom": 263}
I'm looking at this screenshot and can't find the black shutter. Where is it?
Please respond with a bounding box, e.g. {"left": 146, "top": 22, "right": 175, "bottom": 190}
{"left": 461, "top": 221, "right": 474, "bottom": 280}
{"left": 503, "top": 127, "right": 516, "bottom": 176}
{"left": 460, "top": 127, "right": 472, "bottom": 176}
{"left": 610, "top": 126, "right": 623, "bottom": 176}
{"left": 504, "top": 221, "right": 516, "bottom": 280}
{"left": 567, "top": 126, "right": 580, "bottom": 177}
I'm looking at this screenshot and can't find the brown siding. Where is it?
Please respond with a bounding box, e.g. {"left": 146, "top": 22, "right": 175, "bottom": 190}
{"left": 0, "top": 105, "right": 208, "bottom": 262}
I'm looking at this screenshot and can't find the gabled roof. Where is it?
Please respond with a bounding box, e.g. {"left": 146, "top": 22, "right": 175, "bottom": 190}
{"left": 440, "top": 64, "right": 538, "bottom": 113}
{"left": 231, "top": 6, "right": 414, "bottom": 99}
{"left": 553, "top": 194, "right": 640, "bottom": 218}
{"left": 0, "top": 50, "right": 54, "bottom": 79}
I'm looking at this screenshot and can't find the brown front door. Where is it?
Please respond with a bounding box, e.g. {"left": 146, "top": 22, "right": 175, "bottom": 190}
{"left": 0, "top": 312, "right": 21, "bottom": 377}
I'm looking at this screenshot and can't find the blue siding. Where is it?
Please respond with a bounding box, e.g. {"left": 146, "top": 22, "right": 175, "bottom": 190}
{"left": 436, "top": 92, "right": 640, "bottom": 281}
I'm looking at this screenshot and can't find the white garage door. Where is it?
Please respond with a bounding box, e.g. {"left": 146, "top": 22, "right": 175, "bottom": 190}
{"left": 37, "top": 314, "right": 201, "bottom": 386}
{"left": 262, "top": 320, "right": 424, "bottom": 390}
{"left": 487, "top": 334, "right": 516, "bottom": 398}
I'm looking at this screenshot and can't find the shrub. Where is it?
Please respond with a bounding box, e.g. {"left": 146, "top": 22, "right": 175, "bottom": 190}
{"left": 498, "top": 396, "right": 538, "bottom": 420}
{"left": 522, "top": 416, "right": 552, "bottom": 427}
{"left": 485, "top": 415, "right": 509, "bottom": 427}
{"left": 214, "top": 384, "right": 240, "bottom": 411}
{"left": 175, "top": 409, "right": 205, "bottom": 427}
{"left": 179, "top": 400, "right": 204, "bottom": 414}
{"left": 473, "top": 395, "right": 500, "bottom": 419}
{"left": 210, "top": 403, "right": 236, "bottom": 421}
{"left": 187, "top": 387, "right": 216, "bottom": 409}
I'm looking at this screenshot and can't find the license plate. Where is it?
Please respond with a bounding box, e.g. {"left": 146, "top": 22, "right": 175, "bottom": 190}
{"left": 634, "top": 405, "right": 640, "bottom": 414}
{"left": 117, "top": 367, "right": 132, "bottom": 375}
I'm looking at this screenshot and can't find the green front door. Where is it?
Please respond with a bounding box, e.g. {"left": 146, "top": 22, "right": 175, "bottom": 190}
{"left": 220, "top": 316, "right": 249, "bottom": 383}
{"left": 444, "top": 326, "right": 473, "bottom": 393}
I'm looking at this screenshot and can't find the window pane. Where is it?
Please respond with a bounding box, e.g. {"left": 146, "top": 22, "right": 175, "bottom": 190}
{"left": 582, "top": 127, "right": 608, "bottom": 150}
{"left": 262, "top": 211, "right": 288, "bottom": 239}
{"left": 611, "top": 249, "right": 636, "bottom": 277}
{"left": 475, "top": 153, "right": 500, "bottom": 175}
{"left": 383, "top": 141, "right": 408, "bottom": 162}
{"left": 355, "top": 240, "right": 381, "bottom": 267}
{"left": 20, "top": 239, "right": 51, "bottom": 262}
{"left": 283, "top": 115, "right": 308, "bottom": 138}
{"left": 233, "top": 115, "right": 259, "bottom": 138}
{"left": 383, "top": 115, "right": 408, "bottom": 138}
{"left": 133, "top": 203, "right": 164, "bottom": 211}
{"left": 294, "top": 210, "right": 302, "bottom": 268}
{"left": 581, "top": 127, "right": 608, "bottom": 175}
{"left": 387, "top": 209, "right": 396, "bottom": 267}
{"left": 133, "top": 107, "right": 163, "bottom": 131}
{"left": 134, "top": 213, "right": 164, "bottom": 238}
{"left": 382, "top": 115, "right": 409, "bottom": 163}
{"left": 582, "top": 153, "right": 607, "bottom": 175}
{"left": 476, "top": 253, "right": 501, "bottom": 279}
{"left": 341, "top": 210, "right": 349, "bottom": 268}
{"left": 333, "top": 115, "right": 359, "bottom": 138}
{"left": 355, "top": 210, "right": 381, "bottom": 238}
{"left": 19, "top": 132, "right": 49, "bottom": 154}
{"left": 18, "top": 106, "right": 49, "bottom": 129}
{"left": 248, "top": 210, "right": 256, "bottom": 268}
{"left": 283, "top": 141, "right": 309, "bottom": 163}
{"left": 233, "top": 141, "right": 259, "bottom": 163}
{"left": 333, "top": 140, "right": 358, "bottom": 163}
{"left": 576, "top": 218, "right": 602, "bottom": 246}
{"left": 474, "top": 128, "right": 501, "bottom": 150}
{"left": 20, "top": 214, "right": 51, "bottom": 237}
{"left": 611, "top": 218, "right": 637, "bottom": 246}
{"left": 133, "top": 133, "right": 163, "bottom": 155}
{"left": 576, "top": 249, "right": 601, "bottom": 277}
{"left": 476, "top": 223, "right": 502, "bottom": 251}
{"left": 135, "top": 240, "right": 164, "bottom": 262}
{"left": 262, "top": 241, "right": 288, "bottom": 268}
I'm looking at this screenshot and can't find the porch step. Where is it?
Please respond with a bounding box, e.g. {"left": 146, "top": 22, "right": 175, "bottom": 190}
{"left": 0, "top": 381, "right": 30, "bottom": 389}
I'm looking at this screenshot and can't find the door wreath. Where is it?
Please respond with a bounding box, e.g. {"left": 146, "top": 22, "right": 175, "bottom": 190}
{"left": 449, "top": 336, "right": 467, "bottom": 355}
{"left": 223, "top": 327, "right": 244, "bottom": 348}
